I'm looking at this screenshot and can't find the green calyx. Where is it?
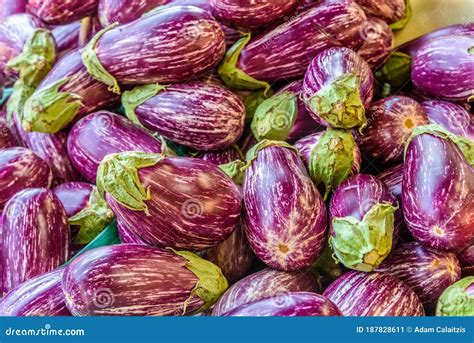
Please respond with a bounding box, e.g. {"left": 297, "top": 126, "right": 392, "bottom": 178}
{"left": 6, "top": 80, "right": 35, "bottom": 122}
{"left": 219, "top": 160, "right": 246, "bottom": 185}
{"left": 96, "top": 151, "right": 164, "bottom": 214}
{"left": 69, "top": 187, "right": 115, "bottom": 245}
{"left": 307, "top": 73, "right": 366, "bottom": 130}
{"left": 22, "top": 77, "right": 83, "bottom": 133}
{"left": 390, "top": 0, "right": 412, "bottom": 30}
{"left": 375, "top": 52, "right": 412, "bottom": 97}
{"left": 309, "top": 243, "right": 343, "bottom": 280}
{"left": 122, "top": 84, "right": 166, "bottom": 126}
{"left": 329, "top": 203, "right": 397, "bottom": 272}
{"left": 218, "top": 33, "right": 271, "bottom": 93}
{"left": 436, "top": 277, "right": 474, "bottom": 316}
{"left": 309, "top": 129, "right": 355, "bottom": 200}
{"left": 251, "top": 91, "right": 298, "bottom": 142}
{"left": 171, "top": 249, "right": 228, "bottom": 314}
{"left": 404, "top": 124, "right": 474, "bottom": 167}
{"left": 82, "top": 23, "right": 121, "bottom": 94}
{"left": 244, "top": 139, "right": 300, "bottom": 169}
{"left": 242, "top": 88, "right": 272, "bottom": 124}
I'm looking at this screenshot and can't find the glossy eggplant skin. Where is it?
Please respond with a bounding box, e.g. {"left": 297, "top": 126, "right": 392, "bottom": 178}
{"left": 117, "top": 220, "right": 146, "bottom": 245}
{"left": 98, "top": 0, "right": 170, "bottom": 26}
{"left": 357, "top": 16, "right": 394, "bottom": 69}
{"left": 377, "top": 164, "right": 403, "bottom": 200}
{"left": 51, "top": 21, "right": 82, "bottom": 57}
{"left": 198, "top": 146, "right": 242, "bottom": 166}
{"left": 53, "top": 182, "right": 94, "bottom": 217}
{"left": 458, "top": 245, "right": 474, "bottom": 277}
{"left": 26, "top": 0, "right": 99, "bottom": 25}
{"left": 354, "top": 0, "right": 406, "bottom": 24}
{"left": 0, "top": 0, "right": 27, "bottom": 19}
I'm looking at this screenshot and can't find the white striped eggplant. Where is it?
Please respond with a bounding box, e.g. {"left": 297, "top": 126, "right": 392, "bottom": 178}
{"left": 218, "top": 0, "right": 367, "bottom": 90}
{"left": 377, "top": 241, "right": 461, "bottom": 309}
{"left": 302, "top": 47, "right": 374, "bottom": 130}
{"left": 1, "top": 0, "right": 27, "bottom": 19}
{"left": 82, "top": 6, "right": 226, "bottom": 94}
{"left": 53, "top": 182, "right": 94, "bottom": 217}
{"left": 459, "top": 245, "right": 474, "bottom": 277}
{"left": 122, "top": 82, "right": 245, "bottom": 151}
{"left": 436, "top": 277, "right": 474, "bottom": 316}
{"left": 198, "top": 145, "right": 243, "bottom": 166}
{"left": 62, "top": 244, "right": 228, "bottom": 316}
{"left": 223, "top": 292, "right": 342, "bottom": 317}
{"left": 0, "top": 147, "right": 52, "bottom": 210}
{"left": 117, "top": 219, "right": 146, "bottom": 245}
{"left": 355, "top": 96, "right": 428, "bottom": 166}
{"left": 329, "top": 174, "right": 401, "bottom": 272}
{"left": 295, "top": 0, "right": 320, "bottom": 12}
{"left": 377, "top": 164, "right": 403, "bottom": 200}
{"left": 67, "top": 111, "right": 164, "bottom": 182}
{"left": 402, "top": 129, "right": 474, "bottom": 252}
{"left": 243, "top": 140, "right": 327, "bottom": 271}
{"left": 323, "top": 271, "right": 424, "bottom": 316}
{"left": 26, "top": 0, "right": 99, "bottom": 25}
{"left": 1, "top": 188, "right": 69, "bottom": 295}
{"left": 97, "top": 151, "right": 242, "bottom": 250}
{"left": 212, "top": 268, "right": 319, "bottom": 316}
{"left": 0, "top": 117, "right": 16, "bottom": 148}
{"left": 51, "top": 21, "right": 82, "bottom": 57}
{"left": 355, "top": 0, "right": 410, "bottom": 28}
{"left": 0, "top": 268, "right": 70, "bottom": 316}
{"left": 98, "top": 0, "right": 170, "bottom": 26}
{"left": 357, "top": 16, "right": 394, "bottom": 69}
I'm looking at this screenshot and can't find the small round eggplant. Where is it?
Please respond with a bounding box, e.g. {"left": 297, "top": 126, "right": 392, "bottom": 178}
{"left": 357, "top": 16, "right": 394, "bottom": 69}
{"left": 98, "top": 0, "right": 170, "bottom": 26}
{"left": 436, "top": 277, "right": 474, "bottom": 316}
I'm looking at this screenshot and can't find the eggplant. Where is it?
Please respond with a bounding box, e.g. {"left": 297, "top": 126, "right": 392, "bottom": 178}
{"left": 324, "top": 271, "right": 424, "bottom": 316}
{"left": 97, "top": 151, "right": 242, "bottom": 250}
{"left": 357, "top": 16, "right": 394, "bottom": 69}
{"left": 198, "top": 146, "right": 242, "bottom": 166}
{"left": 209, "top": 0, "right": 298, "bottom": 30}
{"left": 117, "top": 220, "right": 146, "bottom": 245}
{"left": 1, "top": 0, "right": 27, "bottom": 18}
{"left": 98, "top": 0, "right": 170, "bottom": 26}
{"left": 53, "top": 182, "right": 94, "bottom": 217}
{"left": 411, "top": 35, "right": 474, "bottom": 102}
{"left": 355, "top": 0, "right": 410, "bottom": 27}
{"left": 458, "top": 245, "right": 474, "bottom": 277}
{"left": 26, "top": 0, "right": 99, "bottom": 25}
{"left": 223, "top": 292, "right": 341, "bottom": 317}
{"left": 436, "top": 277, "right": 474, "bottom": 316}
{"left": 377, "top": 241, "right": 461, "bottom": 308}
{"left": 356, "top": 96, "right": 428, "bottom": 166}
{"left": 0, "top": 268, "right": 70, "bottom": 316}
{"left": 122, "top": 82, "right": 245, "bottom": 151}
{"left": 0, "top": 147, "right": 52, "bottom": 210}
{"left": 377, "top": 164, "right": 403, "bottom": 199}
{"left": 218, "top": 1, "right": 367, "bottom": 89}
{"left": 243, "top": 141, "right": 327, "bottom": 271}
{"left": 329, "top": 174, "right": 401, "bottom": 272}
{"left": 62, "top": 244, "right": 228, "bottom": 316}
{"left": 82, "top": 6, "right": 225, "bottom": 94}
{"left": 67, "top": 111, "right": 164, "bottom": 182}
{"left": 1, "top": 188, "right": 69, "bottom": 295}
{"left": 295, "top": 0, "right": 320, "bottom": 12}
{"left": 51, "top": 21, "right": 82, "bottom": 57}
{"left": 402, "top": 129, "right": 474, "bottom": 251}
{"left": 0, "top": 117, "right": 16, "bottom": 148}
{"left": 302, "top": 47, "right": 374, "bottom": 130}
{"left": 212, "top": 268, "right": 319, "bottom": 316}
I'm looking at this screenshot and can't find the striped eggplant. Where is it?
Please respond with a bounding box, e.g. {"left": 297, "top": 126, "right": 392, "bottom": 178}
{"left": 67, "top": 111, "right": 164, "bottom": 182}
{"left": 198, "top": 145, "right": 243, "bottom": 166}
{"left": 243, "top": 141, "right": 327, "bottom": 271}
{"left": 0, "top": 117, "right": 16, "bottom": 148}
{"left": 402, "top": 129, "right": 474, "bottom": 251}
{"left": 97, "top": 151, "right": 242, "bottom": 250}
{"left": 329, "top": 174, "right": 401, "bottom": 272}
{"left": 411, "top": 35, "right": 474, "bottom": 102}
{"left": 53, "top": 182, "right": 94, "bottom": 217}
{"left": 212, "top": 268, "right": 319, "bottom": 316}
{"left": 98, "top": 0, "right": 170, "bottom": 26}
{"left": 82, "top": 6, "right": 225, "bottom": 94}
{"left": 377, "top": 242, "right": 461, "bottom": 308}
{"left": 355, "top": 0, "right": 409, "bottom": 27}
{"left": 377, "top": 164, "right": 403, "bottom": 200}
{"left": 356, "top": 96, "right": 428, "bottom": 166}
{"left": 62, "top": 244, "right": 228, "bottom": 316}
{"left": 357, "top": 16, "right": 394, "bottom": 69}
{"left": 51, "top": 21, "right": 82, "bottom": 57}
{"left": 0, "top": 147, "right": 52, "bottom": 210}
{"left": 117, "top": 220, "right": 146, "bottom": 245}
{"left": 223, "top": 292, "right": 342, "bottom": 317}
{"left": 324, "top": 271, "right": 424, "bottom": 316}
{"left": 295, "top": 0, "right": 320, "bottom": 12}
{"left": 302, "top": 47, "right": 374, "bottom": 130}
{"left": 1, "top": 188, "right": 69, "bottom": 295}
{"left": 209, "top": 0, "right": 298, "bottom": 30}
{"left": 218, "top": 0, "right": 368, "bottom": 90}
{"left": 26, "top": 0, "right": 99, "bottom": 25}
{"left": 0, "top": 268, "right": 70, "bottom": 316}
{"left": 436, "top": 277, "right": 474, "bottom": 316}
{"left": 459, "top": 245, "right": 474, "bottom": 277}
{"left": 1, "top": 0, "right": 27, "bottom": 18}
{"left": 122, "top": 82, "right": 245, "bottom": 151}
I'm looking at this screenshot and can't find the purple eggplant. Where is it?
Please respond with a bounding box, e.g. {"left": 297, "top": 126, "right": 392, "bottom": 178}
{"left": 411, "top": 35, "right": 474, "bottom": 102}
{"left": 122, "top": 82, "right": 245, "bottom": 151}
{"left": 324, "top": 271, "right": 424, "bottom": 316}
{"left": 98, "top": 0, "right": 170, "bottom": 26}
{"left": 0, "top": 117, "right": 16, "bottom": 148}
{"left": 212, "top": 268, "right": 319, "bottom": 316}
{"left": 329, "top": 174, "right": 401, "bottom": 271}
{"left": 357, "top": 16, "right": 394, "bottom": 69}
{"left": 223, "top": 292, "right": 341, "bottom": 317}
{"left": 97, "top": 152, "right": 242, "bottom": 251}
{"left": 295, "top": 0, "right": 320, "bottom": 12}
{"left": 0, "top": 268, "right": 70, "bottom": 316}
{"left": 355, "top": 0, "right": 409, "bottom": 27}
{"left": 67, "top": 111, "right": 164, "bottom": 182}
{"left": 0, "top": 147, "right": 52, "bottom": 210}
{"left": 1, "top": 0, "right": 27, "bottom": 18}
{"left": 53, "top": 182, "right": 94, "bottom": 217}
{"left": 51, "top": 21, "right": 82, "bottom": 57}
{"left": 377, "top": 241, "right": 461, "bottom": 308}
{"left": 302, "top": 47, "right": 374, "bottom": 130}
{"left": 402, "top": 130, "right": 474, "bottom": 251}
{"left": 377, "top": 164, "right": 403, "bottom": 200}
{"left": 26, "top": 0, "right": 99, "bottom": 25}
{"left": 198, "top": 146, "right": 242, "bottom": 166}
{"left": 117, "top": 220, "right": 146, "bottom": 245}
{"left": 436, "top": 277, "right": 474, "bottom": 316}
{"left": 356, "top": 96, "right": 428, "bottom": 166}
{"left": 458, "top": 245, "right": 474, "bottom": 277}
{"left": 1, "top": 188, "right": 69, "bottom": 295}
{"left": 63, "top": 244, "right": 228, "bottom": 316}
{"left": 243, "top": 141, "right": 327, "bottom": 271}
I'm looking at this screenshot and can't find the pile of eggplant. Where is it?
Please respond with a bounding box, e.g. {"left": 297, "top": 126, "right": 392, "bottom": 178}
{"left": 0, "top": 0, "right": 473, "bottom": 318}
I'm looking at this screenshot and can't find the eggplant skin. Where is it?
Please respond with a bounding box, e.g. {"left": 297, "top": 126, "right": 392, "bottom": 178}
{"left": 355, "top": 0, "right": 406, "bottom": 24}
{"left": 53, "top": 182, "right": 94, "bottom": 217}
{"left": 0, "top": 268, "right": 70, "bottom": 316}
{"left": 357, "top": 16, "right": 394, "bottom": 69}
{"left": 98, "top": 0, "right": 170, "bottom": 26}
{"left": 27, "top": 0, "right": 99, "bottom": 25}
{"left": 323, "top": 271, "right": 425, "bottom": 316}
{"left": 117, "top": 220, "right": 146, "bottom": 245}
{"left": 0, "top": 0, "right": 27, "bottom": 19}
{"left": 458, "top": 245, "right": 474, "bottom": 277}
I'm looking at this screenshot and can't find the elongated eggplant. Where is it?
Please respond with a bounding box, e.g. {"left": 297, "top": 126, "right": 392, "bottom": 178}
{"left": 436, "top": 277, "right": 474, "bottom": 316}
{"left": 67, "top": 111, "right": 164, "bottom": 182}
{"left": 377, "top": 164, "right": 403, "bottom": 199}
{"left": 198, "top": 146, "right": 242, "bottom": 166}
{"left": 212, "top": 268, "right": 319, "bottom": 316}
{"left": 355, "top": 0, "right": 410, "bottom": 27}
{"left": 117, "top": 220, "right": 146, "bottom": 245}
{"left": 357, "top": 16, "right": 394, "bottom": 69}
{"left": 0, "top": 117, "right": 16, "bottom": 148}
{"left": 1, "top": 188, "right": 69, "bottom": 295}
{"left": 0, "top": 268, "right": 70, "bottom": 316}
{"left": 302, "top": 47, "right": 374, "bottom": 130}
{"left": 1, "top": 0, "right": 27, "bottom": 18}
{"left": 458, "top": 245, "right": 474, "bottom": 277}
{"left": 62, "top": 244, "right": 228, "bottom": 316}
{"left": 243, "top": 141, "right": 327, "bottom": 271}
{"left": 122, "top": 83, "right": 245, "bottom": 151}
{"left": 27, "top": 0, "right": 99, "bottom": 25}
{"left": 53, "top": 182, "right": 94, "bottom": 217}
{"left": 98, "top": 0, "right": 169, "bottom": 26}
{"left": 51, "top": 21, "right": 82, "bottom": 57}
